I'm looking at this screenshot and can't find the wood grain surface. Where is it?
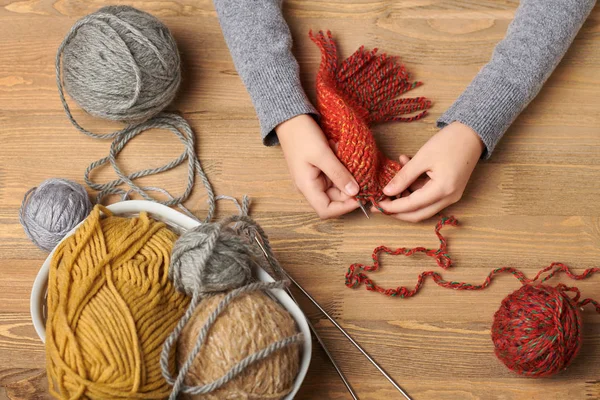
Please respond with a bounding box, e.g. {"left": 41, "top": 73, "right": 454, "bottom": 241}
{"left": 1, "top": 1, "right": 600, "bottom": 399}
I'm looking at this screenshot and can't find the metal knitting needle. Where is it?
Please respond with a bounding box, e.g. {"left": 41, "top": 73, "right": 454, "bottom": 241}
{"left": 254, "top": 238, "right": 359, "bottom": 399}
{"left": 283, "top": 271, "right": 411, "bottom": 400}
{"left": 357, "top": 200, "right": 370, "bottom": 219}
{"left": 287, "top": 290, "right": 359, "bottom": 399}
{"left": 254, "top": 238, "right": 412, "bottom": 400}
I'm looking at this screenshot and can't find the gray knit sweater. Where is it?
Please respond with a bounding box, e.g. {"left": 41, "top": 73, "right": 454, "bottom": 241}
{"left": 213, "top": 0, "right": 595, "bottom": 158}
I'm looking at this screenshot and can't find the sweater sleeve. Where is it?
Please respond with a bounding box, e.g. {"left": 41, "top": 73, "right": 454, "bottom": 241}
{"left": 437, "top": 0, "right": 596, "bottom": 158}
{"left": 213, "top": 0, "right": 317, "bottom": 146}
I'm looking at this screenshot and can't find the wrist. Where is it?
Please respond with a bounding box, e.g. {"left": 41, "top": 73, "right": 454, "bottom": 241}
{"left": 275, "top": 114, "right": 314, "bottom": 138}
{"left": 449, "top": 121, "right": 485, "bottom": 156}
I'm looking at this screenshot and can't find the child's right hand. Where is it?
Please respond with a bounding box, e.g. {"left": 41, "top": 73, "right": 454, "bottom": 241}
{"left": 276, "top": 114, "right": 360, "bottom": 219}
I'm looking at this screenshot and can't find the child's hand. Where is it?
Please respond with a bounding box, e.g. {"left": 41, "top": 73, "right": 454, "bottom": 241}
{"left": 376, "top": 122, "right": 485, "bottom": 222}
{"left": 276, "top": 114, "right": 360, "bottom": 219}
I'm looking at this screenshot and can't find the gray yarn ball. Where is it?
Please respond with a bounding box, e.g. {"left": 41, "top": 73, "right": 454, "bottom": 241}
{"left": 60, "top": 5, "right": 181, "bottom": 123}
{"left": 169, "top": 224, "right": 256, "bottom": 297}
{"left": 19, "top": 178, "right": 93, "bottom": 252}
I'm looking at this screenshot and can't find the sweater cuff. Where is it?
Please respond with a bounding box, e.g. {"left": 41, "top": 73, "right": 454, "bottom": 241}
{"left": 245, "top": 62, "right": 318, "bottom": 146}
{"left": 436, "top": 73, "right": 529, "bottom": 159}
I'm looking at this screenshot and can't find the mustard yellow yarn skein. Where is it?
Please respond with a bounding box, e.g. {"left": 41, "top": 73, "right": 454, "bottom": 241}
{"left": 46, "top": 205, "right": 190, "bottom": 399}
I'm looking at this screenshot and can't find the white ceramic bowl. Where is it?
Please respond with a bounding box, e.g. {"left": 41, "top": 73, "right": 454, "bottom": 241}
{"left": 30, "top": 200, "right": 311, "bottom": 399}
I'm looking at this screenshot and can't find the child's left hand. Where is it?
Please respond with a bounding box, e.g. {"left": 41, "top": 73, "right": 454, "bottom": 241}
{"left": 374, "top": 122, "right": 485, "bottom": 222}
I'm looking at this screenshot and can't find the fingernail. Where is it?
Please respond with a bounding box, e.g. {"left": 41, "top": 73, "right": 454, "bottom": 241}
{"left": 345, "top": 181, "right": 359, "bottom": 196}
{"left": 383, "top": 184, "right": 392, "bottom": 195}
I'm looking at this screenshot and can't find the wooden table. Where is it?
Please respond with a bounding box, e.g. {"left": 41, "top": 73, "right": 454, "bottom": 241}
{"left": 1, "top": 1, "right": 599, "bottom": 399}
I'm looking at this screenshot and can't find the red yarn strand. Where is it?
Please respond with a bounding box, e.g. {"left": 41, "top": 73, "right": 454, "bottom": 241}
{"left": 345, "top": 216, "right": 600, "bottom": 310}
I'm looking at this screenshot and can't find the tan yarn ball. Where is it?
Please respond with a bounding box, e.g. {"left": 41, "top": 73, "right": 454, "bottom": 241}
{"left": 177, "top": 291, "right": 301, "bottom": 400}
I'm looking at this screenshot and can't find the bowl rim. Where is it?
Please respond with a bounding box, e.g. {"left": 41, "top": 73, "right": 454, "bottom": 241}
{"left": 30, "top": 200, "right": 312, "bottom": 399}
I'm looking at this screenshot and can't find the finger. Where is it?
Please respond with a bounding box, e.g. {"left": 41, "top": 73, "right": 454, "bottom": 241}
{"left": 300, "top": 181, "right": 359, "bottom": 219}
{"left": 371, "top": 189, "right": 410, "bottom": 212}
{"left": 390, "top": 198, "right": 453, "bottom": 223}
{"left": 399, "top": 154, "right": 410, "bottom": 166}
{"left": 383, "top": 155, "right": 428, "bottom": 196}
{"left": 317, "top": 196, "right": 360, "bottom": 219}
{"left": 393, "top": 190, "right": 412, "bottom": 199}
{"left": 410, "top": 177, "right": 428, "bottom": 192}
{"left": 314, "top": 169, "right": 336, "bottom": 193}
{"left": 328, "top": 140, "right": 339, "bottom": 153}
{"left": 315, "top": 151, "right": 359, "bottom": 197}
{"left": 399, "top": 155, "right": 429, "bottom": 192}
{"left": 326, "top": 186, "right": 352, "bottom": 202}
{"left": 384, "top": 189, "right": 411, "bottom": 203}
{"left": 378, "top": 180, "right": 445, "bottom": 214}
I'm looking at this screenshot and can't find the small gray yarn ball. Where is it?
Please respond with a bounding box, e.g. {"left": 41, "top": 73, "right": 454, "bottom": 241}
{"left": 169, "top": 224, "right": 255, "bottom": 296}
{"left": 19, "top": 178, "right": 93, "bottom": 252}
{"left": 61, "top": 5, "right": 181, "bottom": 123}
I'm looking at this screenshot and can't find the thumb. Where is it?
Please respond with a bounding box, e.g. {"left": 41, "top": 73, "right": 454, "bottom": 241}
{"left": 383, "top": 155, "right": 427, "bottom": 196}
{"left": 316, "top": 152, "right": 359, "bottom": 197}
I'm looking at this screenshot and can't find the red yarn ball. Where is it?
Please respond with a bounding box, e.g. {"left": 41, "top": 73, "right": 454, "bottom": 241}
{"left": 492, "top": 284, "right": 582, "bottom": 377}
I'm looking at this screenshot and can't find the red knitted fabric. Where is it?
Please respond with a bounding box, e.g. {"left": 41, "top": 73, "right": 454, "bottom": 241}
{"left": 310, "top": 31, "right": 431, "bottom": 206}
{"left": 345, "top": 217, "right": 600, "bottom": 377}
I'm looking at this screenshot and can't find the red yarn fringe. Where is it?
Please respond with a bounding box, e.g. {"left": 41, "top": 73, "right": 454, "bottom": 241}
{"left": 310, "top": 31, "right": 432, "bottom": 205}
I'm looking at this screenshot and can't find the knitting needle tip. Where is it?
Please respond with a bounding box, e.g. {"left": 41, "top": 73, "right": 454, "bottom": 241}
{"left": 357, "top": 201, "right": 370, "bottom": 219}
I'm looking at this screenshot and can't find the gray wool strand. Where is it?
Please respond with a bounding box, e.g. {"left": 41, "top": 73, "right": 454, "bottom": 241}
{"left": 83, "top": 112, "right": 215, "bottom": 218}
{"left": 162, "top": 214, "right": 303, "bottom": 398}
{"left": 19, "top": 178, "right": 92, "bottom": 251}
{"left": 55, "top": 6, "right": 215, "bottom": 220}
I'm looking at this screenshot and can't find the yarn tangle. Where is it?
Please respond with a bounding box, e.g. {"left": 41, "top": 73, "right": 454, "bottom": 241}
{"left": 345, "top": 216, "right": 600, "bottom": 377}
{"left": 310, "top": 31, "right": 431, "bottom": 208}
{"left": 45, "top": 205, "right": 189, "bottom": 399}
{"left": 56, "top": 6, "right": 215, "bottom": 217}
